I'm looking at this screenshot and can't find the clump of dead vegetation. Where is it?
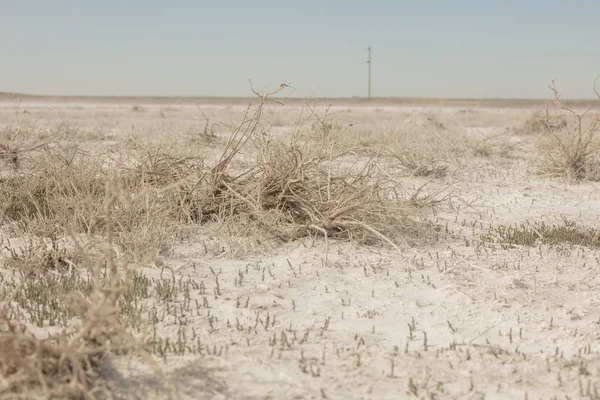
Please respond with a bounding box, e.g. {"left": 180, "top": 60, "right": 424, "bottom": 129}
{"left": 538, "top": 74, "right": 600, "bottom": 181}
{"left": 158, "top": 84, "right": 423, "bottom": 248}
{"left": 1, "top": 84, "right": 431, "bottom": 258}
{"left": 387, "top": 123, "right": 519, "bottom": 179}
{"left": 0, "top": 143, "right": 182, "bottom": 258}
{"left": 514, "top": 110, "right": 567, "bottom": 135}
{"left": 469, "top": 131, "right": 519, "bottom": 160}
{"left": 0, "top": 143, "right": 19, "bottom": 168}
{"left": 0, "top": 289, "right": 125, "bottom": 399}
{"left": 387, "top": 129, "right": 459, "bottom": 178}
{"left": 392, "top": 148, "right": 450, "bottom": 178}
{"left": 0, "top": 123, "right": 50, "bottom": 170}
{"left": 0, "top": 202, "right": 162, "bottom": 399}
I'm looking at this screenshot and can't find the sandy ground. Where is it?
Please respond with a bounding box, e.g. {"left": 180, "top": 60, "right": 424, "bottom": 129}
{"left": 2, "top": 97, "right": 600, "bottom": 399}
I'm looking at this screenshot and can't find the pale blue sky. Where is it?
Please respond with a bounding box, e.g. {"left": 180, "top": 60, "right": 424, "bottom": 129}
{"left": 1, "top": 1, "right": 599, "bottom": 98}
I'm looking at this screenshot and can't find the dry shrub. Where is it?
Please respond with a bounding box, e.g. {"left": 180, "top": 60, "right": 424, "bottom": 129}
{"left": 470, "top": 132, "right": 518, "bottom": 159}
{"left": 1, "top": 148, "right": 105, "bottom": 232}
{"left": 0, "top": 141, "right": 192, "bottom": 259}
{"left": 181, "top": 85, "right": 426, "bottom": 247}
{"left": 311, "top": 116, "right": 342, "bottom": 140}
{"left": 0, "top": 273, "right": 135, "bottom": 399}
{"left": 50, "top": 122, "right": 81, "bottom": 141}
{"left": 0, "top": 146, "right": 177, "bottom": 258}
{"left": 2, "top": 235, "right": 82, "bottom": 275}
{"left": 404, "top": 179, "right": 456, "bottom": 209}
{"left": 118, "top": 84, "right": 425, "bottom": 249}
{"left": 0, "top": 175, "right": 178, "bottom": 399}
{"left": 194, "top": 110, "right": 221, "bottom": 142}
{"left": 539, "top": 75, "right": 600, "bottom": 181}
{"left": 0, "top": 126, "right": 49, "bottom": 170}
{"left": 393, "top": 149, "right": 450, "bottom": 178}
{"left": 515, "top": 110, "right": 567, "bottom": 135}
{"left": 0, "top": 143, "right": 19, "bottom": 168}
{"left": 0, "top": 319, "right": 109, "bottom": 399}
{"left": 423, "top": 115, "right": 446, "bottom": 131}
{"left": 235, "top": 145, "right": 407, "bottom": 244}
{"left": 0, "top": 216, "right": 155, "bottom": 399}
{"left": 404, "top": 114, "right": 446, "bottom": 131}
{"left": 581, "top": 151, "right": 600, "bottom": 181}
{"left": 390, "top": 131, "right": 456, "bottom": 178}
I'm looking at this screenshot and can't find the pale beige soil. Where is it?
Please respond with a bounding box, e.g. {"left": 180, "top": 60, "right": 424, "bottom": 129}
{"left": 2, "top": 97, "right": 600, "bottom": 399}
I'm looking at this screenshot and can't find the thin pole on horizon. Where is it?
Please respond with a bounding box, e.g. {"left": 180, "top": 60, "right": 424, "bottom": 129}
{"left": 367, "top": 46, "right": 372, "bottom": 99}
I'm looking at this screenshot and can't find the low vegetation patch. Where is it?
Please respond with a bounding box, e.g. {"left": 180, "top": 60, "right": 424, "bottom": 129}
{"left": 481, "top": 220, "right": 600, "bottom": 249}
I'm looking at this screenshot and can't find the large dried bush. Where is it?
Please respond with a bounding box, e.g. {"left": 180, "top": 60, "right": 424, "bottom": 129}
{"left": 152, "top": 84, "right": 423, "bottom": 248}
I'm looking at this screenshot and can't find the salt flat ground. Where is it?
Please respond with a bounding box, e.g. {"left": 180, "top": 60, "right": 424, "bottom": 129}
{"left": 1, "top": 96, "right": 600, "bottom": 399}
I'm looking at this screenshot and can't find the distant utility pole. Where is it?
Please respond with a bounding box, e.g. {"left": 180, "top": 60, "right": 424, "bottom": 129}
{"left": 367, "top": 46, "right": 372, "bottom": 99}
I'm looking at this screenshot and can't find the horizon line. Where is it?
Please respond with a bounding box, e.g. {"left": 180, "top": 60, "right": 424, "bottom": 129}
{"left": 1, "top": 91, "right": 598, "bottom": 105}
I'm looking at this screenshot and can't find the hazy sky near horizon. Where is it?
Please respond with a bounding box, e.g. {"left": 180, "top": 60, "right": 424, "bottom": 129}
{"left": 1, "top": 1, "right": 599, "bottom": 99}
